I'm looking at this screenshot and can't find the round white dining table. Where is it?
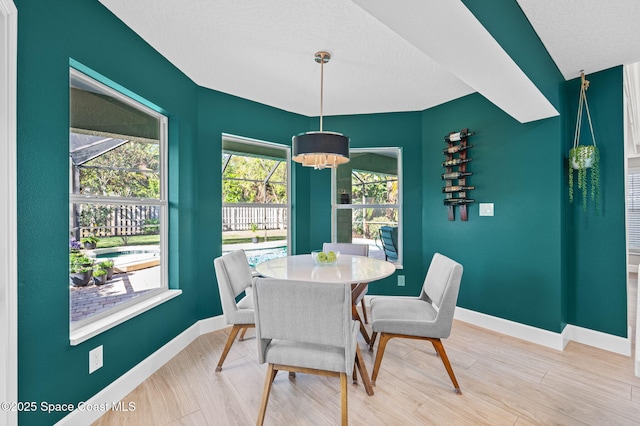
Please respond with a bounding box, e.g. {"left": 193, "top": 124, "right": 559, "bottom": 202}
{"left": 255, "top": 254, "right": 396, "bottom": 284}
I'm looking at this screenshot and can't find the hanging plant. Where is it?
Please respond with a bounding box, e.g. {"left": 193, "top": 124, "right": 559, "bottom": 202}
{"left": 568, "top": 72, "right": 600, "bottom": 212}
{"left": 568, "top": 145, "right": 599, "bottom": 210}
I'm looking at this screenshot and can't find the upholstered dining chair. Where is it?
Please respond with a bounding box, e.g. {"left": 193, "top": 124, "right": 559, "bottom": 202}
{"left": 213, "top": 250, "right": 256, "bottom": 372}
{"left": 253, "top": 277, "right": 373, "bottom": 426}
{"left": 323, "top": 242, "right": 370, "bottom": 328}
{"left": 368, "top": 252, "right": 463, "bottom": 393}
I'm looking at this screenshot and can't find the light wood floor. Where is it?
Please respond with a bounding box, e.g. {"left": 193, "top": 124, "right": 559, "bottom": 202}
{"left": 94, "top": 305, "right": 640, "bottom": 426}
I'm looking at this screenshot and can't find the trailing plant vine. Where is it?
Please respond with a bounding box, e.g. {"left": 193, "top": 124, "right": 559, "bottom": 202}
{"left": 569, "top": 145, "right": 599, "bottom": 211}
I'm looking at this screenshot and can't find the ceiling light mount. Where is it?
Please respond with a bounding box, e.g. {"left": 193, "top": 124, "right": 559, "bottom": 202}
{"left": 315, "top": 51, "right": 331, "bottom": 64}
{"left": 292, "top": 51, "right": 349, "bottom": 170}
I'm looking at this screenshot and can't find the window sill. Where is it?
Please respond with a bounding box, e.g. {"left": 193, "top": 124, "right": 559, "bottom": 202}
{"left": 70, "top": 289, "right": 182, "bottom": 346}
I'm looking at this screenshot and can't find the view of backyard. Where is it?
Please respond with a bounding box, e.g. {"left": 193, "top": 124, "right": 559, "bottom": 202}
{"left": 69, "top": 233, "right": 162, "bottom": 323}
{"left": 221, "top": 139, "right": 290, "bottom": 266}
{"left": 69, "top": 67, "right": 167, "bottom": 325}
{"left": 69, "top": 134, "right": 397, "bottom": 323}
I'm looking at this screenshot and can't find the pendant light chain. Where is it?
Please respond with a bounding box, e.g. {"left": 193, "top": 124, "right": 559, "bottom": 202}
{"left": 319, "top": 53, "right": 325, "bottom": 132}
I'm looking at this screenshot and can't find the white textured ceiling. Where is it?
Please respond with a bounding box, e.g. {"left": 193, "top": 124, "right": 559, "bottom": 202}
{"left": 517, "top": 0, "right": 640, "bottom": 80}
{"left": 99, "top": 0, "right": 640, "bottom": 122}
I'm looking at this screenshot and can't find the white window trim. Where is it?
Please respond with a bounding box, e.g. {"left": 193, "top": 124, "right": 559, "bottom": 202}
{"left": 1, "top": 1, "right": 18, "bottom": 424}
{"left": 69, "top": 68, "right": 172, "bottom": 344}
{"left": 331, "top": 147, "right": 403, "bottom": 268}
{"left": 70, "top": 290, "right": 181, "bottom": 345}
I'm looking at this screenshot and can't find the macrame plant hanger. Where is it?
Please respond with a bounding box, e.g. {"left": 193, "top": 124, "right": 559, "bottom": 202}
{"left": 572, "top": 71, "right": 597, "bottom": 156}
{"left": 569, "top": 71, "right": 600, "bottom": 211}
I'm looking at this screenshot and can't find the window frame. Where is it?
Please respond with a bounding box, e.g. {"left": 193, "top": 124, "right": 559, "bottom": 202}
{"left": 69, "top": 67, "right": 177, "bottom": 345}
{"left": 221, "top": 133, "right": 292, "bottom": 265}
{"left": 331, "top": 147, "right": 403, "bottom": 268}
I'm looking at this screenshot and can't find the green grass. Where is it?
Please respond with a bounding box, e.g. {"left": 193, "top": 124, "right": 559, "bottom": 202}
{"left": 96, "top": 235, "right": 160, "bottom": 248}
{"left": 223, "top": 237, "right": 254, "bottom": 244}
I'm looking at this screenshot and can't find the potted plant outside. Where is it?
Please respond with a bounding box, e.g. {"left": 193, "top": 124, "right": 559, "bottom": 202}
{"left": 81, "top": 234, "right": 99, "bottom": 250}
{"left": 92, "top": 268, "right": 108, "bottom": 285}
{"left": 69, "top": 238, "right": 82, "bottom": 253}
{"left": 251, "top": 223, "right": 259, "bottom": 243}
{"left": 70, "top": 252, "right": 93, "bottom": 267}
{"left": 70, "top": 249, "right": 94, "bottom": 286}
{"left": 70, "top": 265, "right": 93, "bottom": 286}
{"left": 98, "top": 260, "right": 114, "bottom": 280}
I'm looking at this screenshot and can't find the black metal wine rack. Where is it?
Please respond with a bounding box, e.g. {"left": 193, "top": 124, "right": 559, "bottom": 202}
{"left": 442, "top": 128, "right": 475, "bottom": 221}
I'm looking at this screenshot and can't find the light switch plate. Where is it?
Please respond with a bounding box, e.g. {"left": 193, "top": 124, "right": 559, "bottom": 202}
{"left": 479, "top": 203, "right": 494, "bottom": 216}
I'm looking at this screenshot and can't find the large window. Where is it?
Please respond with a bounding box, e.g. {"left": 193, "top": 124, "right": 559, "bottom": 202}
{"left": 69, "top": 67, "right": 170, "bottom": 341}
{"left": 332, "top": 148, "right": 402, "bottom": 266}
{"left": 221, "top": 135, "right": 291, "bottom": 268}
{"left": 628, "top": 168, "right": 640, "bottom": 251}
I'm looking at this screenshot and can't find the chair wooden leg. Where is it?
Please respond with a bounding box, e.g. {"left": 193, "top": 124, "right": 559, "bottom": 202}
{"left": 257, "top": 364, "right": 278, "bottom": 425}
{"left": 238, "top": 327, "right": 248, "bottom": 341}
{"left": 360, "top": 299, "right": 368, "bottom": 324}
{"left": 431, "top": 338, "right": 461, "bottom": 394}
{"left": 368, "top": 332, "right": 377, "bottom": 352}
{"left": 355, "top": 345, "right": 374, "bottom": 395}
{"left": 371, "top": 333, "right": 392, "bottom": 385}
{"left": 215, "top": 324, "right": 243, "bottom": 372}
{"left": 340, "top": 372, "right": 348, "bottom": 426}
{"left": 352, "top": 305, "right": 371, "bottom": 344}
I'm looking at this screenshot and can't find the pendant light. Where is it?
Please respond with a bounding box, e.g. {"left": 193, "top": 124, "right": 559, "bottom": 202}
{"left": 292, "top": 51, "right": 350, "bottom": 170}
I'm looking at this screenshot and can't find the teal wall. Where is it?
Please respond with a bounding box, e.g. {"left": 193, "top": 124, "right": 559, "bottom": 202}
{"left": 564, "top": 67, "right": 627, "bottom": 336}
{"left": 13, "top": 0, "right": 629, "bottom": 424}
{"left": 422, "top": 94, "right": 566, "bottom": 331}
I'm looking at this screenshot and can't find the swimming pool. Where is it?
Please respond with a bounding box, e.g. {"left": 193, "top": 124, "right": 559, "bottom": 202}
{"left": 89, "top": 246, "right": 160, "bottom": 272}
{"left": 96, "top": 249, "right": 157, "bottom": 259}
{"left": 224, "top": 246, "right": 288, "bottom": 268}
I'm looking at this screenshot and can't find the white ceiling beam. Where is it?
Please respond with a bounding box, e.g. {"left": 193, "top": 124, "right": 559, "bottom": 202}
{"left": 352, "top": 0, "right": 559, "bottom": 123}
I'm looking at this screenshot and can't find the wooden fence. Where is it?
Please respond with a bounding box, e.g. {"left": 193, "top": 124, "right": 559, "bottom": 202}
{"left": 75, "top": 205, "right": 287, "bottom": 238}
{"left": 222, "top": 205, "right": 287, "bottom": 231}
{"left": 76, "top": 205, "right": 160, "bottom": 238}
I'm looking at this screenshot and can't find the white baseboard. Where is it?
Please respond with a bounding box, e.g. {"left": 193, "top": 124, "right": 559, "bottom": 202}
{"left": 198, "top": 315, "right": 227, "bottom": 335}
{"left": 454, "top": 307, "right": 565, "bottom": 350}
{"left": 562, "top": 324, "right": 632, "bottom": 356}
{"left": 56, "top": 315, "right": 227, "bottom": 426}
{"left": 454, "top": 307, "right": 632, "bottom": 356}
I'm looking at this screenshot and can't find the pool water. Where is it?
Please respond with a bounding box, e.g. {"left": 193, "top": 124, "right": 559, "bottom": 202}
{"left": 225, "top": 247, "right": 287, "bottom": 268}
{"left": 96, "top": 250, "right": 159, "bottom": 259}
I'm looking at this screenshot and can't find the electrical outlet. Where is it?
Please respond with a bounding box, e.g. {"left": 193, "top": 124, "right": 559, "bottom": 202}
{"left": 89, "top": 345, "right": 103, "bottom": 374}
{"left": 398, "top": 275, "right": 405, "bottom": 286}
